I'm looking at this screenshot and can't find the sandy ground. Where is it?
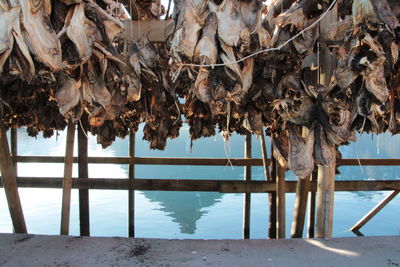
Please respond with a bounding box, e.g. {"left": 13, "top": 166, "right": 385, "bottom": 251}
{"left": 0, "top": 234, "right": 399, "bottom": 266}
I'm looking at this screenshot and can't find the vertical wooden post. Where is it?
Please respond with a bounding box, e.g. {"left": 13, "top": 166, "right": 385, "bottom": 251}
{"left": 291, "top": 128, "right": 312, "bottom": 238}
{"left": 10, "top": 128, "right": 17, "bottom": 174}
{"left": 128, "top": 131, "right": 135, "bottom": 238}
{"left": 291, "top": 175, "right": 311, "bottom": 238}
{"left": 316, "top": 162, "right": 335, "bottom": 238}
{"left": 316, "top": 4, "right": 338, "bottom": 239}
{"left": 0, "top": 122, "right": 27, "bottom": 233}
{"left": 268, "top": 145, "right": 277, "bottom": 239}
{"left": 78, "top": 121, "right": 90, "bottom": 236}
{"left": 307, "top": 169, "right": 317, "bottom": 238}
{"left": 260, "top": 129, "right": 271, "bottom": 181}
{"left": 276, "top": 164, "right": 286, "bottom": 239}
{"left": 60, "top": 122, "right": 76, "bottom": 235}
{"left": 243, "top": 133, "right": 251, "bottom": 239}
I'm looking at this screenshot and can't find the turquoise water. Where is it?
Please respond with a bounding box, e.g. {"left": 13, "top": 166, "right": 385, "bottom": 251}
{"left": 0, "top": 127, "right": 399, "bottom": 238}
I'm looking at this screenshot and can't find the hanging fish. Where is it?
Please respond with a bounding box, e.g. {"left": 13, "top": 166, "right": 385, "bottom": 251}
{"left": 288, "top": 126, "right": 315, "bottom": 179}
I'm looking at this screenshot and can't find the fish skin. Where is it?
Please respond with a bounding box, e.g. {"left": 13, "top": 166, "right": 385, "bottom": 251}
{"left": 65, "top": 3, "right": 97, "bottom": 62}
{"left": 19, "top": 0, "right": 63, "bottom": 72}
{"left": 194, "top": 12, "right": 218, "bottom": 65}
{"left": 56, "top": 74, "right": 81, "bottom": 119}
{"left": 272, "top": 134, "right": 289, "bottom": 169}
{"left": 0, "top": 5, "right": 19, "bottom": 73}
{"left": 288, "top": 126, "right": 315, "bottom": 179}
{"left": 314, "top": 124, "right": 335, "bottom": 166}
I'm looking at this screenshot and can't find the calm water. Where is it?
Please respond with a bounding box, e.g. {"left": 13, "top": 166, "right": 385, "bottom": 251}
{"left": 0, "top": 126, "right": 399, "bottom": 239}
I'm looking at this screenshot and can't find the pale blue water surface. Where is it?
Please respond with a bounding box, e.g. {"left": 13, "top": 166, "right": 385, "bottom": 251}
{"left": 0, "top": 126, "right": 399, "bottom": 239}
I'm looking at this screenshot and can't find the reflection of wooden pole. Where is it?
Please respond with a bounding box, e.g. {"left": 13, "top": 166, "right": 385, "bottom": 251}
{"left": 60, "top": 122, "right": 76, "bottom": 235}
{"left": 78, "top": 121, "right": 89, "bottom": 236}
{"left": 128, "top": 132, "right": 136, "bottom": 238}
{"left": 276, "top": 164, "right": 286, "bottom": 239}
{"left": 0, "top": 122, "right": 26, "bottom": 233}
{"left": 243, "top": 133, "right": 252, "bottom": 239}
{"left": 350, "top": 190, "right": 399, "bottom": 232}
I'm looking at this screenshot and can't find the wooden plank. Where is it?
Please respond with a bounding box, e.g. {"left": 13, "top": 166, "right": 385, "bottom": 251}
{"left": 128, "top": 132, "right": 135, "bottom": 238}
{"left": 291, "top": 176, "right": 311, "bottom": 238}
{"left": 307, "top": 170, "right": 318, "bottom": 238}
{"left": 124, "top": 20, "right": 173, "bottom": 42}
{"left": 0, "top": 122, "right": 27, "bottom": 234}
{"left": 60, "top": 123, "right": 76, "bottom": 235}
{"left": 260, "top": 130, "right": 271, "bottom": 181}
{"left": 350, "top": 190, "right": 399, "bottom": 232}
{"left": 78, "top": 122, "right": 89, "bottom": 236}
{"left": 276, "top": 165, "right": 286, "bottom": 239}
{"left": 243, "top": 134, "right": 252, "bottom": 239}
{"left": 1, "top": 178, "right": 400, "bottom": 193}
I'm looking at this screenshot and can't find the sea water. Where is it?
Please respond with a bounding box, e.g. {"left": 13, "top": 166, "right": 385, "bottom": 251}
{"left": 0, "top": 126, "right": 399, "bottom": 239}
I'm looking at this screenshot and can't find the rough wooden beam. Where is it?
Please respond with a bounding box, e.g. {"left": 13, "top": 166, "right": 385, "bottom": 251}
{"left": 276, "top": 165, "right": 286, "bottom": 239}
{"left": 291, "top": 175, "right": 311, "bottom": 238}
{"left": 243, "top": 134, "right": 252, "bottom": 239}
{"left": 60, "top": 123, "right": 76, "bottom": 235}
{"left": 78, "top": 122, "right": 89, "bottom": 236}
{"left": 128, "top": 132, "right": 135, "bottom": 238}
{"left": 0, "top": 122, "right": 26, "bottom": 234}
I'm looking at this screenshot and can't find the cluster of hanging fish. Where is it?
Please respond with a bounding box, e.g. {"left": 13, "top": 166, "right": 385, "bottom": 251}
{"left": 169, "top": 0, "right": 400, "bottom": 178}
{"left": 0, "top": 0, "right": 181, "bottom": 148}
{"left": 1, "top": 0, "right": 400, "bottom": 178}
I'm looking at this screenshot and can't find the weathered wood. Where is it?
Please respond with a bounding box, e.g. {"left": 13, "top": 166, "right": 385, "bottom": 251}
{"left": 13, "top": 155, "right": 400, "bottom": 166}
{"left": 78, "top": 122, "right": 89, "bottom": 236}
{"left": 350, "top": 190, "right": 399, "bottom": 232}
{"left": 260, "top": 130, "right": 271, "bottom": 181}
{"left": 60, "top": 123, "right": 76, "bottom": 235}
{"left": 128, "top": 132, "right": 135, "bottom": 238}
{"left": 0, "top": 122, "right": 27, "bottom": 234}
{"left": 10, "top": 128, "right": 17, "bottom": 174}
{"left": 291, "top": 175, "right": 311, "bottom": 238}
{"left": 1, "top": 178, "right": 400, "bottom": 192}
{"left": 316, "top": 163, "right": 335, "bottom": 238}
{"left": 124, "top": 20, "right": 173, "bottom": 42}
{"left": 276, "top": 165, "right": 286, "bottom": 239}
{"left": 307, "top": 170, "right": 318, "bottom": 238}
{"left": 269, "top": 156, "right": 277, "bottom": 239}
{"left": 243, "top": 134, "right": 252, "bottom": 239}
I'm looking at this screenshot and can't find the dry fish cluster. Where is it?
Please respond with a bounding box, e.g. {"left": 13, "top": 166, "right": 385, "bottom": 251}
{"left": 1, "top": 0, "right": 400, "bottom": 177}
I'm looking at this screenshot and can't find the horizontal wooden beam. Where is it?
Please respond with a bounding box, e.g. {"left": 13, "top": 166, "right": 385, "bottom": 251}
{"left": 0, "top": 177, "right": 399, "bottom": 193}
{"left": 12, "top": 156, "right": 400, "bottom": 167}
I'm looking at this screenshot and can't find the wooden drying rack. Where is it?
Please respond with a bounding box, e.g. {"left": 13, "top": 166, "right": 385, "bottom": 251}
{"left": 1, "top": 6, "right": 399, "bottom": 240}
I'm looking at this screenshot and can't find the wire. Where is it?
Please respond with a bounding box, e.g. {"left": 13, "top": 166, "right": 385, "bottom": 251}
{"left": 178, "top": 0, "right": 338, "bottom": 68}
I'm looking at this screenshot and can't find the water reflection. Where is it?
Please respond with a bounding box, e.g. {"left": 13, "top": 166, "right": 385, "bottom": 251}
{"left": 143, "top": 191, "right": 222, "bottom": 234}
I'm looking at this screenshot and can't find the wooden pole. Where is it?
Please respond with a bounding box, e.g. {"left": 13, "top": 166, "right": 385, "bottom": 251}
{"left": 243, "top": 133, "right": 252, "bottom": 239}
{"left": 291, "top": 175, "right": 311, "bottom": 238}
{"left": 276, "top": 164, "right": 286, "bottom": 239}
{"left": 78, "top": 121, "right": 90, "bottom": 236}
{"left": 60, "top": 122, "right": 76, "bottom": 235}
{"left": 350, "top": 190, "right": 399, "bottom": 232}
{"left": 291, "top": 128, "right": 312, "bottom": 238}
{"left": 307, "top": 169, "right": 317, "bottom": 238}
{"left": 260, "top": 130, "right": 271, "bottom": 181}
{"left": 268, "top": 146, "right": 277, "bottom": 239}
{"left": 10, "top": 128, "right": 17, "bottom": 174}
{"left": 315, "top": 162, "right": 335, "bottom": 238}
{"left": 0, "top": 122, "right": 27, "bottom": 233}
{"left": 128, "top": 131, "right": 135, "bottom": 238}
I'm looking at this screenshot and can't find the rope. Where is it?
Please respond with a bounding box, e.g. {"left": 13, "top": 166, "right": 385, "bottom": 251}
{"left": 178, "top": 0, "right": 338, "bottom": 68}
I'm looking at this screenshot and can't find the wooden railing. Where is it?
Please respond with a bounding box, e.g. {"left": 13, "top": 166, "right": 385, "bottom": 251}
{"left": 1, "top": 126, "right": 400, "bottom": 239}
